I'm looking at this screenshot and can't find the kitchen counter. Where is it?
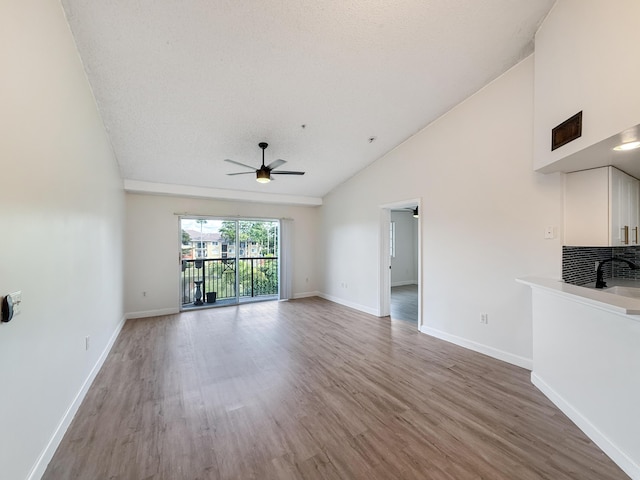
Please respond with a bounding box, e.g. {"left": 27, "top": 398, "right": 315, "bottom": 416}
{"left": 519, "top": 276, "right": 640, "bottom": 478}
{"left": 517, "top": 276, "right": 640, "bottom": 317}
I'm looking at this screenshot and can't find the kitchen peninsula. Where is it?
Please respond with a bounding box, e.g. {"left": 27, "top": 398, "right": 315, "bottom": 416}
{"left": 518, "top": 277, "right": 640, "bottom": 479}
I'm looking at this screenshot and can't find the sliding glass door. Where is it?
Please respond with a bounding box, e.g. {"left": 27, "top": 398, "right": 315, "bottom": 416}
{"left": 179, "top": 217, "right": 279, "bottom": 309}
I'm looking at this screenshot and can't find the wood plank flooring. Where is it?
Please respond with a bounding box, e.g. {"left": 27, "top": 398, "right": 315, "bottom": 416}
{"left": 43, "top": 297, "right": 629, "bottom": 479}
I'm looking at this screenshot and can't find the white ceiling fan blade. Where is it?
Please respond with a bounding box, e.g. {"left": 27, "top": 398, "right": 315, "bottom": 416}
{"left": 224, "top": 158, "right": 256, "bottom": 170}
{"left": 266, "top": 159, "right": 286, "bottom": 170}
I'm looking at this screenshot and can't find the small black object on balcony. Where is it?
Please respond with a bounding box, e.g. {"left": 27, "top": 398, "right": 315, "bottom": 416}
{"left": 206, "top": 292, "right": 217, "bottom": 303}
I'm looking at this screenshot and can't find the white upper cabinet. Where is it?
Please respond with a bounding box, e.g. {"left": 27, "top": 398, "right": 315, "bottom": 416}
{"left": 609, "top": 167, "right": 640, "bottom": 246}
{"left": 564, "top": 166, "right": 640, "bottom": 247}
{"left": 534, "top": 0, "right": 640, "bottom": 173}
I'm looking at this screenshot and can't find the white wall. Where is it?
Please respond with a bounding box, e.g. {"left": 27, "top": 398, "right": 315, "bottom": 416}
{"left": 125, "top": 193, "right": 319, "bottom": 317}
{"left": 319, "top": 56, "right": 562, "bottom": 366}
{"left": 534, "top": 0, "right": 640, "bottom": 170}
{"left": 0, "top": 1, "right": 125, "bottom": 479}
{"left": 391, "top": 211, "right": 418, "bottom": 286}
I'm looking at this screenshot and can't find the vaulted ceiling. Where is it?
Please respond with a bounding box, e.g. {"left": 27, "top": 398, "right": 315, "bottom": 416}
{"left": 61, "top": 0, "right": 555, "bottom": 203}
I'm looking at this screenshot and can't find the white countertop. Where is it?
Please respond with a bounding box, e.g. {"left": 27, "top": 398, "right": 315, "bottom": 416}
{"left": 517, "top": 276, "right": 640, "bottom": 316}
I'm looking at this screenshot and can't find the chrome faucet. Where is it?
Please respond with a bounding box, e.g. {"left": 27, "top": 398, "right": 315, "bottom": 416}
{"left": 595, "top": 257, "right": 640, "bottom": 289}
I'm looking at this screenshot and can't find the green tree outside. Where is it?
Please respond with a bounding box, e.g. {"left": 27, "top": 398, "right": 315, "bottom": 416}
{"left": 219, "top": 220, "right": 278, "bottom": 256}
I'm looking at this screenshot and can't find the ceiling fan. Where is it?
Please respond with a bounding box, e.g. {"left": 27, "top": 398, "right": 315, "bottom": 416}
{"left": 225, "top": 142, "right": 305, "bottom": 183}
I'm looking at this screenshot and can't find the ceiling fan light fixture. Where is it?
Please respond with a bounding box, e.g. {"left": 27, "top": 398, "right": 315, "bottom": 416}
{"left": 256, "top": 169, "right": 271, "bottom": 183}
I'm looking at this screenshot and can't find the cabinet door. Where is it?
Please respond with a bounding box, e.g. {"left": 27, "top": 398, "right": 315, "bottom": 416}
{"left": 610, "top": 167, "right": 639, "bottom": 246}
{"left": 610, "top": 167, "right": 626, "bottom": 246}
{"left": 564, "top": 167, "right": 610, "bottom": 246}
{"left": 565, "top": 166, "right": 640, "bottom": 246}
{"left": 630, "top": 177, "right": 640, "bottom": 245}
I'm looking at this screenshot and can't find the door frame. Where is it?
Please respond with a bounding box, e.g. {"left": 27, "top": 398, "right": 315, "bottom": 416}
{"left": 379, "top": 198, "right": 422, "bottom": 329}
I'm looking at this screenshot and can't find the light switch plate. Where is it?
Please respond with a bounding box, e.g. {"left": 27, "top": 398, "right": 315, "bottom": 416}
{"left": 544, "top": 226, "right": 555, "bottom": 239}
{"left": 9, "top": 291, "right": 21, "bottom": 315}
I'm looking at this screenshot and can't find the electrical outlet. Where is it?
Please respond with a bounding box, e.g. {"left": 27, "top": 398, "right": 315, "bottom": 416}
{"left": 480, "top": 313, "right": 489, "bottom": 324}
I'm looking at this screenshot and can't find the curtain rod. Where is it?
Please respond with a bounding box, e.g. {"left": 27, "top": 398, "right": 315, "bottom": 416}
{"left": 173, "top": 212, "right": 293, "bottom": 221}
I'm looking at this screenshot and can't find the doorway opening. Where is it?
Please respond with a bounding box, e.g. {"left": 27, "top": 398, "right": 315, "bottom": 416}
{"left": 179, "top": 217, "right": 280, "bottom": 310}
{"left": 379, "top": 200, "right": 421, "bottom": 328}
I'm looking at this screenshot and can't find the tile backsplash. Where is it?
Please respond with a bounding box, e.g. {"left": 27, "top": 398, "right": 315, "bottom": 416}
{"left": 563, "top": 246, "right": 640, "bottom": 285}
{"left": 611, "top": 246, "right": 640, "bottom": 280}
{"left": 562, "top": 247, "right": 613, "bottom": 285}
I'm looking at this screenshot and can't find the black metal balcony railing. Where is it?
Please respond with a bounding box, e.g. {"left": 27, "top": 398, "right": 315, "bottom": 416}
{"left": 181, "top": 257, "right": 278, "bottom": 306}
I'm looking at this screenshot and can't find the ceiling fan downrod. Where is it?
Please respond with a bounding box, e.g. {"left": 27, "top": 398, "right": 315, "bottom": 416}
{"left": 259, "top": 142, "right": 268, "bottom": 167}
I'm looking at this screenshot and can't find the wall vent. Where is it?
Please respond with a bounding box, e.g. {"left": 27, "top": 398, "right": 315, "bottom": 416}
{"left": 552, "top": 111, "right": 582, "bottom": 151}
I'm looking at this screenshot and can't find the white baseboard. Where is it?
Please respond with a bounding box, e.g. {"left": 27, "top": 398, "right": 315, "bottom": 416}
{"left": 292, "top": 291, "right": 321, "bottom": 299}
{"left": 27, "top": 315, "right": 126, "bottom": 480}
{"left": 531, "top": 373, "right": 639, "bottom": 480}
{"left": 318, "top": 293, "right": 379, "bottom": 316}
{"left": 419, "top": 325, "right": 533, "bottom": 370}
{"left": 125, "top": 307, "right": 179, "bottom": 320}
{"left": 391, "top": 280, "right": 418, "bottom": 287}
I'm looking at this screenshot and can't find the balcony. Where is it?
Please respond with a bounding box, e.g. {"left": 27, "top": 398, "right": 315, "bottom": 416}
{"left": 181, "top": 257, "right": 278, "bottom": 309}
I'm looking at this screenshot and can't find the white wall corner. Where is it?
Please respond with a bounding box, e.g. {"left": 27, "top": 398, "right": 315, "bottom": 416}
{"left": 26, "top": 316, "right": 126, "bottom": 480}
{"left": 531, "top": 372, "right": 640, "bottom": 480}
{"left": 419, "top": 325, "right": 533, "bottom": 370}
{"left": 292, "top": 291, "right": 321, "bottom": 299}
{"left": 318, "top": 293, "right": 380, "bottom": 317}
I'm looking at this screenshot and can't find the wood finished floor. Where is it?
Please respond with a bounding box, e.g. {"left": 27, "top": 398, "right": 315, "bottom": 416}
{"left": 391, "top": 284, "right": 418, "bottom": 324}
{"left": 44, "top": 297, "right": 628, "bottom": 480}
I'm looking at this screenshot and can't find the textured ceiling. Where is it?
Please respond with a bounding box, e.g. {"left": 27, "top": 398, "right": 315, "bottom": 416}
{"left": 61, "top": 0, "right": 555, "bottom": 202}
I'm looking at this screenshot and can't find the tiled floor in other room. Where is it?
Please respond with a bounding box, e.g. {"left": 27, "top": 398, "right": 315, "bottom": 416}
{"left": 391, "top": 284, "right": 418, "bottom": 324}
